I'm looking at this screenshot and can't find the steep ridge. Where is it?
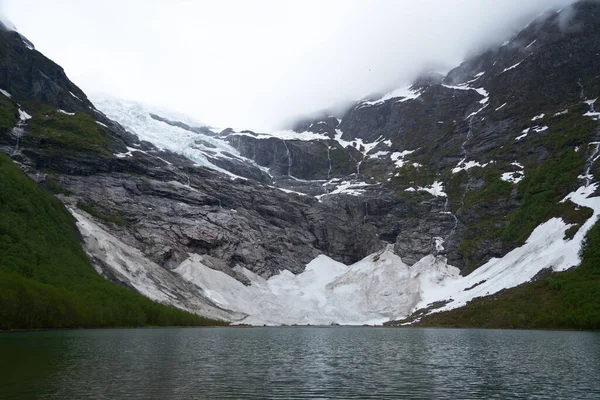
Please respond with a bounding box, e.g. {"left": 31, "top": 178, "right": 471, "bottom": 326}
{"left": 1, "top": 1, "right": 600, "bottom": 326}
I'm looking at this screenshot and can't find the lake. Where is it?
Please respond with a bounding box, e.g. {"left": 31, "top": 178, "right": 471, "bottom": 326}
{"left": 1, "top": 327, "right": 599, "bottom": 399}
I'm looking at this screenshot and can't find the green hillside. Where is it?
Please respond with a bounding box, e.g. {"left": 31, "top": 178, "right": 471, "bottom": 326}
{"left": 409, "top": 221, "right": 600, "bottom": 330}
{"left": 0, "top": 153, "right": 227, "bottom": 329}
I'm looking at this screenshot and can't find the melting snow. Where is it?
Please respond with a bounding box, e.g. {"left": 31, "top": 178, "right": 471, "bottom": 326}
{"left": 501, "top": 162, "right": 525, "bottom": 184}
{"left": 407, "top": 181, "right": 447, "bottom": 197}
{"left": 533, "top": 125, "right": 548, "bottom": 133}
{"left": 175, "top": 246, "right": 458, "bottom": 326}
{"left": 554, "top": 109, "right": 569, "bottom": 116}
{"left": 452, "top": 159, "right": 492, "bottom": 174}
{"left": 368, "top": 150, "right": 390, "bottom": 159}
{"left": 531, "top": 113, "right": 545, "bottom": 121}
{"left": 390, "top": 150, "right": 416, "bottom": 168}
{"left": 316, "top": 181, "right": 371, "bottom": 199}
{"left": 502, "top": 61, "right": 523, "bottom": 73}
{"left": 358, "top": 85, "right": 421, "bottom": 107}
{"left": 417, "top": 184, "right": 600, "bottom": 315}
{"left": 18, "top": 109, "right": 31, "bottom": 121}
{"left": 69, "top": 91, "right": 82, "bottom": 101}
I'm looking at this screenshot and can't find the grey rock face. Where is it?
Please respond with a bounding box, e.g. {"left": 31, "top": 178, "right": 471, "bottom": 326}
{"left": 2, "top": 1, "right": 600, "bottom": 303}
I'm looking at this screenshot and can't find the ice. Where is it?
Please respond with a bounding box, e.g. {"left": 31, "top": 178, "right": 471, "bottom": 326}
{"left": 0, "top": 88, "right": 11, "bottom": 98}
{"left": 531, "top": 113, "right": 545, "bottom": 121}
{"left": 175, "top": 246, "right": 460, "bottom": 326}
{"left": 233, "top": 129, "right": 330, "bottom": 142}
{"left": 57, "top": 109, "right": 75, "bottom": 116}
{"left": 358, "top": 85, "right": 421, "bottom": 107}
{"left": 91, "top": 94, "right": 264, "bottom": 179}
{"left": 502, "top": 61, "right": 523, "bottom": 73}
{"left": 71, "top": 209, "right": 242, "bottom": 322}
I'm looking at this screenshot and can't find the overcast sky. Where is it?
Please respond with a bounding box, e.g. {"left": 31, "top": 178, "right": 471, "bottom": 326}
{"left": 2, "top": 0, "right": 577, "bottom": 130}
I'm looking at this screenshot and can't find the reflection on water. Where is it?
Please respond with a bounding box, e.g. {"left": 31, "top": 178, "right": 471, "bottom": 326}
{"left": 1, "top": 327, "right": 599, "bottom": 399}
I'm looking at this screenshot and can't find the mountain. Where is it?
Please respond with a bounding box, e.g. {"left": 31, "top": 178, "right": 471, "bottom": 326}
{"left": 1, "top": 1, "right": 599, "bottom": 328}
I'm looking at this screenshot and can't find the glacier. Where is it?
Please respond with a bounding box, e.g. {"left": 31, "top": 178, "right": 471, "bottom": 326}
{"left": 69, "top": 181, "right": 600, "bottom": 325}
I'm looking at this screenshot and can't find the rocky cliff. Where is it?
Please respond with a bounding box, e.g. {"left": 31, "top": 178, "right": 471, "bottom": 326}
{"left": 1, "top": 1, "right": 599, "bottom": 324}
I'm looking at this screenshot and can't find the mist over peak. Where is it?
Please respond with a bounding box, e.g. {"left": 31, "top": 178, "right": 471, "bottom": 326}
{"left": 4, "top": 0, "right": 579, "bottom": 131}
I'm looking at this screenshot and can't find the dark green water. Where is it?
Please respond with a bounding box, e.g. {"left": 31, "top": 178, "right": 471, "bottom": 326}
{"left": 1, "top": 327, "right": 599, "bottom": 399}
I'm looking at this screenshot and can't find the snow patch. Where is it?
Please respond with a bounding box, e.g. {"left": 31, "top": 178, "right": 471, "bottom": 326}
{"left": 525, "top": 40, "right": 537, "bottom": 49}
{"left": 316, "top": 180, "right": 371, "bottom": 199}
{"left": 390, "top": 150, "right": 416, "bottom": 168}
{"left": 18, "top": 109, "right": 31, "bottom": 121}
{"left": 501, "top": 61, "right": 523, "bottom": 73}
{"left": 417, "top": 183, "right": 600, "bottom": 315}
{"left": 69, "top": 91, "right": 82, "bottom": 101}
{"left": 407, "top": 181, "right": 447, "bottom": 197}
{"left": 359, "top": 85, "right": 421, "bottom": 107}
{"left": 501, "top": 162, "right": 525, "bottom": 184}
{"left": 0, "top": 88, "right": 11, "bottom": 98}
{"left": 57, "top": 109, "right": 75, "bottom": 116}
{"left": 495, "top": 103, "right": 507, "bottom": 111}
{"left": 452, "top": 159, "right": 492, "bottom": 174}
{"left": 554, "top": 109, "right": 568, "bottom": 117}
{"left": 531, "top": 113, "right": 545, "bottom": 121}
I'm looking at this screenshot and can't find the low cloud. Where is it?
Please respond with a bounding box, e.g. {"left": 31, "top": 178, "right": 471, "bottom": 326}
{"left": 4, "top": 0, "right": 578, "bottom": 130}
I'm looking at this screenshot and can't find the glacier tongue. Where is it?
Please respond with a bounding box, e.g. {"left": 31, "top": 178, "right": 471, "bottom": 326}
{"left": 174, "top": 246, "right": 460, "bottom": 326}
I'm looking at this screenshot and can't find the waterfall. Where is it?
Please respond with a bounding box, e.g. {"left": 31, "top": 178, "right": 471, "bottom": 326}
{"left": 282, "top": 139, "right": 292, "bottom": 177}
{"left": 324, "top": 142, "right": 332, "bottom": 180}
{"left": 584, "top": 143, "right": 600, "bottom": 187}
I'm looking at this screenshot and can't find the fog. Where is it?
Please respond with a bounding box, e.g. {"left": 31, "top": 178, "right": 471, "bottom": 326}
{"left": 2, "top": 0, "right": 577, "bottom": 130}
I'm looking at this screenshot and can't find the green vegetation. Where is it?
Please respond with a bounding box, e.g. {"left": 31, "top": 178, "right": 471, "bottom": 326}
{"left": 389, "top": 164, "right": 437, "bottom": 191}
{"left": 411, "top": 220, "right": 600, "bottom": 330}
{"left": 0, "top": 154, "right": 227, "bottom": 329}
{"left": 0, "top": 94, "right": 18, "bottom": 134}
{"left": 502, "top": 149, "right": 584, "bottom": 244}
{"left": 28, "top": 109, "right": 112, "bottom": 156}
{"left": 76, "top": 201, "right": 134, "bottom": 227}
{"left": 44, "top": 176, "right": 72, "bottom": 196}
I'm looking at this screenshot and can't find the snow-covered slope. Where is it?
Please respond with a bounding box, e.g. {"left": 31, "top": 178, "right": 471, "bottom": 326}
{"left": 91, "top": 94, "right": 267, "bottom": 179}
{"left": 69, "top": 177, "right": 599, "bottom": 326}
